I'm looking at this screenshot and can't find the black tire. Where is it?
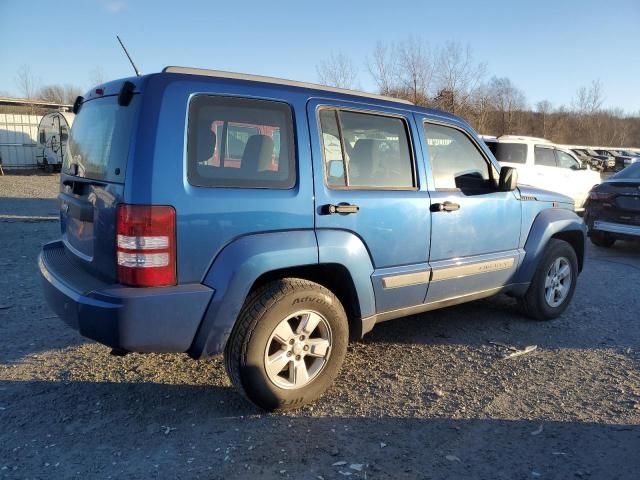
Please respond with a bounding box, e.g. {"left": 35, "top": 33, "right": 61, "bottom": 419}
{"left": 518, "top": 239, "right": 578, "bottom": 321}
{"left": 590, "top": 230, "right": 616, "bottom": 248}
{"left": 224, "top": 278, "right": 348, "bottom": 411}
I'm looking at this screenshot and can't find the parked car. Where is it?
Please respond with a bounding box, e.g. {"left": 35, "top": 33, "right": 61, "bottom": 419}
{"left": 484, "top": 135, "right": 601, "bottom": 212}
{"left": 39, "top": 68, "right": 586, "bottom": 410}
{"left": 595, "top": 149, "right": 638, "bottom": 171}
{"left": 618, "top": 149, "right": 640, "bottom": 160}
{"left": 585, "top": 162, "right": 640, "bottom": 247}
{"left": 569, "top": 148, "right": 603, "bottom": 171}
{"left": 570, "top": 148, "right": 616, "bottom": 171}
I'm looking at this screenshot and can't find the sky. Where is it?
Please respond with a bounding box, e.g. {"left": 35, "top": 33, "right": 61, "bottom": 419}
{"left": 1, "top": 0, "right": 639, "bottom": 112}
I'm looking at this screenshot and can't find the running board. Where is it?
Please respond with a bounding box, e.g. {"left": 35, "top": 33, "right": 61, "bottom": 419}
{"left": 360, "top": 284, "right": 524, "bottom": 336}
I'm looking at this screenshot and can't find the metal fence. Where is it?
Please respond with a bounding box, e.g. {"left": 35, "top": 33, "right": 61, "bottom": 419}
{"left": 0, "top": 113, "right": 41, "bottom": 169}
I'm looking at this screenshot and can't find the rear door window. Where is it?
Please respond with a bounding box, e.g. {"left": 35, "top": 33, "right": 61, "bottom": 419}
{"left": 534, "top": 146, "right": 557, "bottom": 167}
{"left": 187, "top": 96, "right": 296, "bottom": 189}
{"left": 318, "top": 108, "right": 415, "bottom": 189}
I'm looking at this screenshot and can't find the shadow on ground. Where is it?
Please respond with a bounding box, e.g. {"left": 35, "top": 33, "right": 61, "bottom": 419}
{"left": 0, "top": 196, "right": 59, "bottom": 217}
{"left": 0, "top": 379, "right": 638, "bottom": 479}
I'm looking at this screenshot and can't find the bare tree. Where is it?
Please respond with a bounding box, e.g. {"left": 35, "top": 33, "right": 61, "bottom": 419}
{"left": 367, "top": 41, "right": 396, "bottom": 96}
{"left": 316, "top": 53, "right": 359, "bottom": 89}
{"left": 433, "top": 41, "right": 487, "bottom": 114}
{"left": 468, "top": 82, "right": 495, "bottom": 134}
{"left": 89, "top": 66, "right": 107, "bottom": 86}
{"left": 394, "top": 36, "right": 434, "bottom": 105}
{"left": 574, "top": 79, "right": 604, "bottom": 114}
{"left": 366, "top": 37, "right": 436, "bottom": 104}
{"left": 535, "top": 100, "right": 553, "bottom": 138}
{"left": 487, "top": 76, "right": 527, "bottom": 135}
{"left": 15, "top": 65, "right": 39, "bottom": 99}
{"left": 38, "top": 84, "right": 83, "bottom": 105}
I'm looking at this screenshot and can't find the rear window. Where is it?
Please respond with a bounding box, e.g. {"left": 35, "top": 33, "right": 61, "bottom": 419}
{"left": 492, "top": 143, "right": 527, "bottom": 164}
{"left": 187, "top": 96, "right": 295, "bottom": 189}
{"left": 612, "top": 162, "right": 640, "bottom": 179}
{"left": 63, "top": 95, "right": 139, "bottom": 183}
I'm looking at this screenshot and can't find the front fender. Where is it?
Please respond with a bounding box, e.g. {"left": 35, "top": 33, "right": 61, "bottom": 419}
{"left": 189, "top": 230, "right": 318, "bottom": 358}
{"left": 513, "top": 208, "right": 586, "bottom": 286}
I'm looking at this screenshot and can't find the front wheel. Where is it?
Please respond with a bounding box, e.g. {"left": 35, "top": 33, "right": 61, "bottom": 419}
{"left": 224, "top": 278, "right": 348, "bottom": 411}
{"left": 519, "top": 239, "right": 578, "bottom": 320}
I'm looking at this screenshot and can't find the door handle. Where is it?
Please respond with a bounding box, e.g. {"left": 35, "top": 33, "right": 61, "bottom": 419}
{"left": 322, "top": 203, "right": 360, "bottom": 215}
{"left": 431, "top": 201, "right": 460, "bottom": 212}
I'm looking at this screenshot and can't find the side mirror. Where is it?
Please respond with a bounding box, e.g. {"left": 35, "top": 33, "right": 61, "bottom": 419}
{"left": 498, "top": 166, "right": 518, "bottom": 191}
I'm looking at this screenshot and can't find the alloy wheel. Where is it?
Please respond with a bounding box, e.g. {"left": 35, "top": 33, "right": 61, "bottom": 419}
{"left": 263, "top": 310, "right": 332, "bottom": 389}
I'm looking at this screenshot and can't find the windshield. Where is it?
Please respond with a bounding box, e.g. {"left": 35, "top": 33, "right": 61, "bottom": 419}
{"left": 63, "top": 95, "right": 139, "bottom": 183}
{"left": 585, "top": 149, "right": 601, "bottom": 156}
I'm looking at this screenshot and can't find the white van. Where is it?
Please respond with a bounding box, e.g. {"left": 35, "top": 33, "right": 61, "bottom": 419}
{"left": 483, "top": 135, "right": 601, "bottom": 212}
{"left": 37, "top": 111, "right": 74, "bottom": 172}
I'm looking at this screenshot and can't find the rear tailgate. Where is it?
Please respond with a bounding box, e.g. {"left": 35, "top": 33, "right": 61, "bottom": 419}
{"left": 612, "top": 182, "right": 640, "bottom": 224}
{"left": 59, "top": 87, "right": 140, "bottom": 282}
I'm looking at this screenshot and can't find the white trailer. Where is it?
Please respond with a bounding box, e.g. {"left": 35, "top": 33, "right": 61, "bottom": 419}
{"left": 37, "top": 111, "right": 74, "bottom": 172}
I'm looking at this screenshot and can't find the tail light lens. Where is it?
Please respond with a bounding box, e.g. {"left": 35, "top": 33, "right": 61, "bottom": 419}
{"left": 588, "top": 190, "right": 615, "bottom": 201}
{"left": 116, "top": 204, "right": 176, "bottom": 287}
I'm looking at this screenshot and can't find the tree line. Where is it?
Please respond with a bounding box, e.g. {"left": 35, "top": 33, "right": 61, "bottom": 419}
{"left": 317, "top": 38, "right": 640, "bottom": 147}
{"left": 12, "top": 65, "right": 106, "bottom": 105}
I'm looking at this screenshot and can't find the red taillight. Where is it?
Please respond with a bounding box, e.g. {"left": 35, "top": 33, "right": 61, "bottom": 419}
{"left": 116, "top": 204, "right": 176, "bottom": 287}
{"left": 588, "top": 190, "right": 615, "bottom": 201}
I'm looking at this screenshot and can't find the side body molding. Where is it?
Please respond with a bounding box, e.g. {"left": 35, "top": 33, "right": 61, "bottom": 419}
{"left": 189, "top": 230, "right": 318, "bottom": 358}
{"left": 512, "top": 208, "right": 586, "bottom": 286}
{"left": 316, "top": 229, "right": 376, "bottom": 319}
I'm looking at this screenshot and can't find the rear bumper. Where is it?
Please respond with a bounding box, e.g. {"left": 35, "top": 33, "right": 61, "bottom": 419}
{"left": 593, "top": 220, "right": 640, "bottom": 237}
{"left": 39, "top": 241, "right": 214, "bottom": 352}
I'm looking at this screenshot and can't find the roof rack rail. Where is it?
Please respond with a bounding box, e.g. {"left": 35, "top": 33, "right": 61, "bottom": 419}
{"left": 497, "top": 135, "right": 553, "bottom": 143}
{"left": 163, "top": 66, "right": 414, "bottom": 105}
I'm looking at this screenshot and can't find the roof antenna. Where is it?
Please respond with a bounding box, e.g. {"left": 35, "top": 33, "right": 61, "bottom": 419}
{"left": 116, "top": 35, "right": 141, "bottom": 76}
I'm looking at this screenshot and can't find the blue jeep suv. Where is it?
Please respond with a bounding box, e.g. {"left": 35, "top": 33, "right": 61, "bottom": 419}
{"left": 39, "top": 67, "right": 586, "bottom": 410}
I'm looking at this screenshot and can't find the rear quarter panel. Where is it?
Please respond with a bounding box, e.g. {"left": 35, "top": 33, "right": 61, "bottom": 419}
{"left": 124, "top": 74, "right": 316, "bottom": 284}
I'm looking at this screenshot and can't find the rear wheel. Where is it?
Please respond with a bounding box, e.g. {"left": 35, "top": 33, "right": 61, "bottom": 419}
{"left": 519, "top": 239, "right": 578, "bottom": 320}
{"left": 590, "top": 230, "right": 616, "bottom": 248}
{"left": 224, "top": 278, "right": 348, "bottom": 411}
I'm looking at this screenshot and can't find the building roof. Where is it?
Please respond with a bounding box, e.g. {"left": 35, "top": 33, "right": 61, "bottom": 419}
{"left": 0, "top": 96, "right": 72, "bottom": 109}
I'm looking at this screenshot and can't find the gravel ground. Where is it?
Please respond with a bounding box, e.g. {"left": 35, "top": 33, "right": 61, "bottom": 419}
{"left": 1, "top": 174, "right": 639, "bottom": 479}
{"left": 0, "top": 171, "right": 60, "bottom": 219}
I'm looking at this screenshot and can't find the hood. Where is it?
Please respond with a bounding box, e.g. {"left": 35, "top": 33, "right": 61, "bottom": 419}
{"left": 517, "top": 185, "right": 574, "bottom": 206}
